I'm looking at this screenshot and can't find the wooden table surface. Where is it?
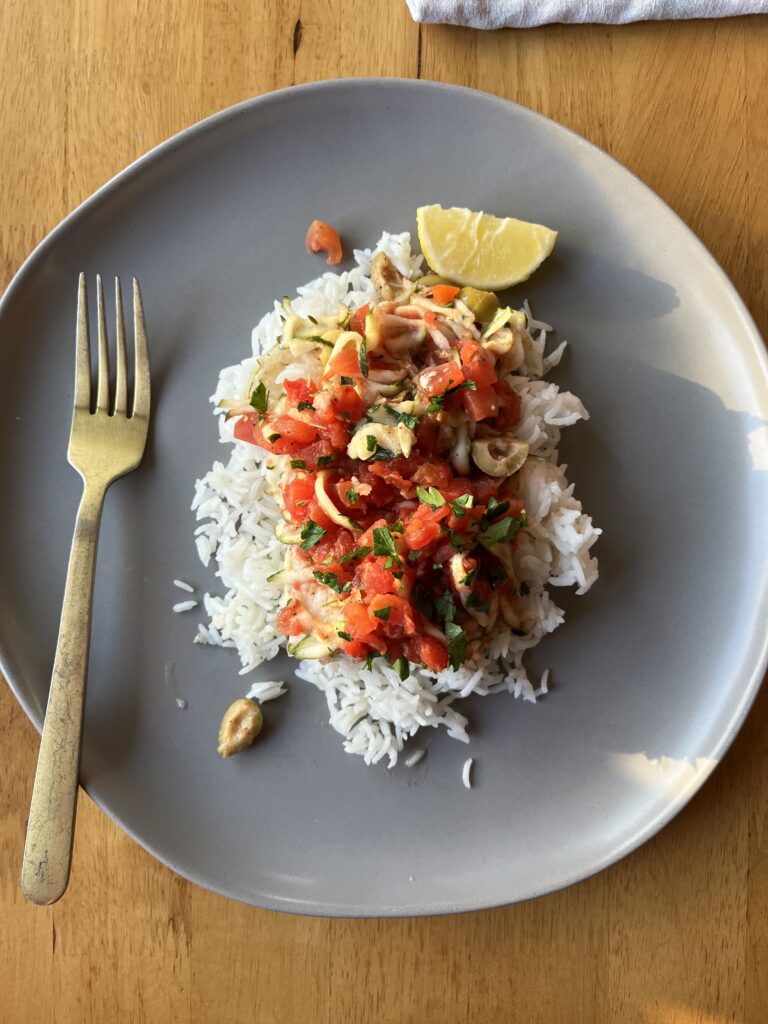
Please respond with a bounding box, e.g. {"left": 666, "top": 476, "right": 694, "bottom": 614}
{"left": 2, "top": 3, "right": 767, "bottom": 1022}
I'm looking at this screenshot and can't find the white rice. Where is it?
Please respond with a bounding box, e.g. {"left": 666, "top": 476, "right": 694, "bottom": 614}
{"left": 173, "top": 579, "right": 195, "bottom": 593}
{"left": 172, "top": 600, "right": 198, "bottom": 613}
{"left": 404, "top": 748, "right": 426, "bottom": 768}
{"left": 191, "top": 231, "right": 601, "bottom": 766}
{"left": 462, "top": 757, "right": 474, "bottom": 789}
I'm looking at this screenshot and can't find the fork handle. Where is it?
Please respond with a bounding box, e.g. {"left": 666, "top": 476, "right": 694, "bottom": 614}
{"left": 21, "top": 481, "right": 106, "bottom": 905}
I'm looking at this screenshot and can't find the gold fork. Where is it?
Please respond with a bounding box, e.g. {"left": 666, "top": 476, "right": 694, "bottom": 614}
{"left": 21, "top": 274, "right": 150, "bottom": 905}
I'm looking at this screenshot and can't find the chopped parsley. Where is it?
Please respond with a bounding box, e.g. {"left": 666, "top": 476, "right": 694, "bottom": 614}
{"left": 250, "top": 382, "right": 268, "bottom": 413}
{"left": 364, "top": 653, "right": 376, "bottom": 670}
{"left": 307, "top": 314, "right": 318, "bottom": 324}
{"left": 484, "top": 496, "right": 509, "bottom": 521}
{"left": 312, "top": 569, "right": 344, "bottom": 593}
{"left": 372, "top": 605, "right": 392, "bottom": 622}
{"left": 461, "top": 567, "right": 479, "bottom": 586}
{"left": 448, "top": 530, "right": 468, "bottom": 551}
{"left": 359, "top": 338, "right": 369, "bottom": 377}
{"left": 435, "top": 592, "right": 456, "bottom": 623}
{"left": 394, "top": 656, "right": 410, "bottom": 681}
{"left": 340, "top": 375, "right": 354, "bottom": 385}
{"left": 297, "top": 401, "right": 314, "bottom": 411}
{"left": 416, "top": 485, "right": 445, "bottom": 509}
{"left": 372, "top": 526, "right": 398, "bottom": 559}
{"left": 388, "top": 408, "right": 419, "bottom": 429}
{"left": 299, "top": 519, "right": 326, "bottom": 551}
{"left": 407, "top": 549, "right": 422, "bottom": 565}
{"left": 425, "top": 395, "right": 444, "bottom": 414}
{"left": 368, "top": 446, "right": 395, "bottom": 461}
{"left": 346, "top": 489, "right": 359, "bottom": 504}
{"left": 366, "top": 434, "right": 377, "bottom": 453}
{"left": 316, "top": 455, "right": 334, "bottom": 467}
{"left": 339, "top": 545, "right": 372, "bottom": 563}
{"left": 337, "top": 630, "right": 353, "bottom": 642}
{"left": 390, "top": 520, "right": 404, "bottom": 534}
{"left": 482, "top": 516, "right": 522, "bottom": 546}
{"left": 445, "top": 621, "right": 467, "bottom": 670}
{"left": 266, "top": 433, "right": 282, "bottom": 443}
{"left": 290, "top": 458, "right": 307, "bottom": 471}
{"left": 450, "top": 493, "right": 473, "bottom": 518}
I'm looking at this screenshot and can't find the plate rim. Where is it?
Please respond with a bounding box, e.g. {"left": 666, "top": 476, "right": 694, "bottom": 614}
{"left": 2, "top": 76, "right": 767, "bottom": 917}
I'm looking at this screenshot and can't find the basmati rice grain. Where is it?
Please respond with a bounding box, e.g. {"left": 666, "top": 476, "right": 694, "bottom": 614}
{"left": 404, "top": 749, "right": 426, "bottom": 767}
{"left": 462, "top": 757, "right": 474, "bottom": 789}
{"left": 172, "top": 600, "right": 198, "bottom": 613}
{"left": 173, "top": 579, "right": 195, "bottom": 593}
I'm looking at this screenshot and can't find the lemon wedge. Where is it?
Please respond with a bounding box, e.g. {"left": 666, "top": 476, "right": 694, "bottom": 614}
{"left": 416, "top": 204, "right": 557, "bottom": 290}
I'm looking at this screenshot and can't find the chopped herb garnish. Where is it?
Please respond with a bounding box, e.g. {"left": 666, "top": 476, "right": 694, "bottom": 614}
{"left": 485, "top": 496, "right": 509, "bottom": 521}
{"left": 312, "top": 570, "right": 344, "bottom": 593}
{"left": 384, "top": 555, "right": 397, "bottom": 570}
{"left": 425, "top": 395, "right": 445, "bottom": 414}
{"left": 372, "top": 605, "right": 392, "bottom": 622}
{"left": 450, "top": 493, "right": 473, "bottom": 518}
{"left": 266, "top": 433, "right": 282, "bottom": 443}
{"left": 297, "top": 400, "right": 314, "bottom": 411}
{"left": 300, "top": 519, "right": 326, "bottom": 551}
{"left": 307, "top": 314, "right": 318, "bottom": 324}
{"left": 340, "top": 375, "right": 354, "bottom": 385}
{"left": 448, "top": 530, "right": 467, "bottom": 551}
{"left": 394, "top": 656, "right": 410, "bottom": 681}
{"left": 445, "top": 621, "right": 467, "bottom": 670}
{"left": 408, "top": 550, "right": 422, "bottom": 565}
{"left": 339, "top": 545, "right": 372, "bottom": 564}
{"left": 359, "top": 338, "right": 369, "bottom": 377}
{"left": 390, "top": 520, "right": 404, "bottom": 534}
{"left": 366, "top": 434, "right": 376, "bottom": 453}
{"left": 435, "top": 592, "right": 456, "bottom": 623}
{"left": 337, "top": 630, "right": 353, "bottom": 642}
{"left": 364, "top": 653, "right": 376, "bottom": 670}
{"left": 372, "top": 526, "right": 398, "bottom": 559}
{"left": 416, "top": 485, "right": 445, "bottom": 509}
{"left": 455, "top": 379, "right": 477, "bottom": 393}
{"left": 482, "top": 516, "right": 522, "bottom": 545}
{"left": 346, "top": 489, "right": 359, "bottom": 504}
{"left": 388, "top": 408, "right": 419, "bottom": 429}
{"left": 250, "top": 382, "right": 268, "bottom": 413}
{"left": 412, "top": 589, "right": 434, "bottom": 619}
{"left": 369, "top": 446, "right": 395, "bottom": 461}
{"left": 290, "top": 458, "right": 307, "bottom": 471}
{"left": 316, "top": 455, "right": 334, "bottom": 467}
{"left": 461, "top": 567, "right": 479, "bottom": 586}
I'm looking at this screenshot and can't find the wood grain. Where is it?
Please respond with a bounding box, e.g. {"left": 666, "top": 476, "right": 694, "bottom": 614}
{"left": 1, "top": 3, "right": 767, "bottom": 1022}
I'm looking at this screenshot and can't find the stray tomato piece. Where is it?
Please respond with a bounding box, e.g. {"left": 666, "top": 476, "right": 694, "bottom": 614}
{"left": 403, "top": 635, "right": 448, "bottom": 673}
{"left": 284, "top": 378, "right": 315, "bottom": 406}
{"left": 494, "top": 380, "right": 522, "bottom": 430}
{"left": 358, "top": 560, "right": 399, "bottom": 596}
{"left": 277, "top": 602, "right": 305, "bottom": 637}
{"left": 305, "top": 219, "right": 343, "bottom": 265}
{"left": 327, "top": 346, "right": 362, "bottom": 378}
{"left": 432, "top": 285, "right": 460, "bottom": 306}
{"left": 283, "top": 476, "right": 315, "bottom": 522}
{"left": 459, "top": 340, "right": 497, "bottom": 389}
{"left": 349, "top": 304, "right": 370, "bottom": 335}
{"left": 344, "top": 600, "right": 378, "bottom": 640}
{"left": 367, "top": 594, "right": 417, "bottom": 639}
{"left": 418, "top": 361, "right": 465, "bottom": 398}
{"left": 462, "top": 385, "right": 499, "bottom": 421}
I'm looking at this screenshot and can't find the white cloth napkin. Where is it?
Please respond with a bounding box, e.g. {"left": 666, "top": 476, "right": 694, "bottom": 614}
{"left": 406, "top": 0, "right": 768, "bottom": 28}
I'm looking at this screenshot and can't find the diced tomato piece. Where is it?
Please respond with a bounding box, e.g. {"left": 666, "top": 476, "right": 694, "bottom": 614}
{"left": 494, "top": 380, "right": 522, "bottom": 430}
{"left": 418, "top": 361, "right": 464, "bottom": 397}
{"left": 277, "top": 602, "right": 305, "bottom": 637}
{"left": 403, "top": 635, "right": 448, "bottom": 673}
{"left": 462, "top": 385, "right": 499, "bottom": 421}
{"left": 305, "top": 219, "right": 343, "bottom": 265}
{"left": 358, "top": 560, "right": 399, "bottom": 596}
{"left": 330, "top": 384, "right": 365, "bottom": 422}
{"left": 402, "top": 503, "right": 448, "bottom": 551}
{"left": 471, "top": 474, "right": 501, "bottom": 503}
{"left": 342, "top": 638, "right": 370, "bottom": 659}
{"left": 410, "top": 458, "right": 453, "bottom": 489}
{"left": 432, "top": 285, "right": 460, "bottom": 306}
{"left": 344, "top": 600, "right": 378, "bottom": 640}
{"left": 314, "top": 419, "right": 351, "bottom": 451}
{"left": 424, "top": 311, "right": 438, "bottom": 328}
{"left": 349, "top": 304, "right": 370, "bottom": 335}
{"left": 269, "top": 415, "right": 318, "bottom": 446}
{"left": 367, "top": 594, "right": 417, "bottom": 639}
{"left": 283, "top": 476, "right": 315, "bottom": 523}
{"left": 233, "top": 413, "right": 311, "bottom": 455}
{"left": 327, "top": 346, "right": 362, "bottom": 378}
{"left": 459, "top": 340, "right": 497, "bottom": 389}
{"left": 284, "top": 378, "right": 315, "bottom": 406}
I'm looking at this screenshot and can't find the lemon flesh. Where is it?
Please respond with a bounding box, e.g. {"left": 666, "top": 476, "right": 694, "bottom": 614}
{"left": 416, "top": 204, "right": 557, "bottom": 290}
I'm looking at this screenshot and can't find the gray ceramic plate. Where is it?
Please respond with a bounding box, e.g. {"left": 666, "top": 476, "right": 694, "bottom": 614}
{"left": 2, "top": 79, "right": 767, "bottom": 916}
